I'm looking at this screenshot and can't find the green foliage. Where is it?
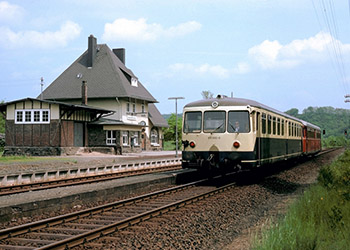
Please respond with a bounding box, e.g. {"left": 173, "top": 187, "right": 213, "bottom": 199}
{"left": 163, "top": 141, "right": 176, "bottom": 151}
{"left": 285, "top": 106, "right": 350, "bottom": 147}
{"left": 0, "top": 100, "right": 4, "bottom": 134}
{"left": 253, "top": 150, "right": 350, "bottom": 250}
{"left": 201, "top": 90, "right": 214, "bottom": 99}
{"left": 162, "top": 113, "right": 182, "bottom": 142}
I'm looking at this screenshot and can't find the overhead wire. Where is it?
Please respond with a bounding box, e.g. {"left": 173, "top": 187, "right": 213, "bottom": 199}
{"left": 324, "top": 0, "right": 349, "bottom": 93}
{"left": 311, "top": 0, "right": 349, "bottom": 95}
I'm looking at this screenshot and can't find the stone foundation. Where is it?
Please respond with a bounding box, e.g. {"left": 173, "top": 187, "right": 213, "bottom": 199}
{"left": 3, "top": 146, "right": 61, "bottom": 156}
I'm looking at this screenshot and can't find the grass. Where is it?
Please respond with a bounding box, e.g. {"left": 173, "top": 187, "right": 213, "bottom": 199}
{"left": 252, "top": 150, "right": 350, "bottom": 250}
{"left": 163, "top": 141, "right": 176, "bottom": 151}
{"left": 0, "top": 153, "right": 77, "bottom": 164}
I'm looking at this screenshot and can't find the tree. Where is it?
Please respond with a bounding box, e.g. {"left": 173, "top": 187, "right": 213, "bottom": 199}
{"left": 285, "top": 108, "right": 299, "bottom": 117}
{"left": 163, "top": 113, "right": 182, "bottom": 142}
{"left": 201, "top": 90, "right": 214, "bottom": 99}
{"left": 0, "top": 100, "right": 4, "bottom": 134}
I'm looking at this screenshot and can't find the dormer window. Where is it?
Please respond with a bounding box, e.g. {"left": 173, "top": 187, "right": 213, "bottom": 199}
{"left": 131, "top": 78, "right": 138, "bottom": 87}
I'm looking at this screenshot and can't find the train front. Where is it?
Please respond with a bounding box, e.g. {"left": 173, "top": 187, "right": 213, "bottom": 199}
{"left": 181, "top": 96, "right": 257, "bottom": 172}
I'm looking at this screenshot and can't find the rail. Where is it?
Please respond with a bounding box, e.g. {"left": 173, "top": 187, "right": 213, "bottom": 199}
{"left": 0, "top": 158, "right": 182, "bottom": 196}
{"left": 0, "top": 178, "right": 235, "bottom": 249}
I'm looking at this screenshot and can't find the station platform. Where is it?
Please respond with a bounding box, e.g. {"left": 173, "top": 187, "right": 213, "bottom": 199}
{"left": 0, "top": 153, "right": 193, "bottom": 223}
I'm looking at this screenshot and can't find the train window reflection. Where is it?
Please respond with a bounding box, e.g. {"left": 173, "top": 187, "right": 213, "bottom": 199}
{"left": 204, "top": 111, "right": 226, "bottom": 133}
{"left": 228, "top": 111, "right": 250, "bottom": 133}
{"left": 184, "top": 111, "right": 202, "bottom": 133}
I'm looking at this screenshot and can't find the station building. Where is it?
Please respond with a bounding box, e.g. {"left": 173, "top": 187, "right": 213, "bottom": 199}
{"left": 0, "top": 35, "right": 168, "bottom": 156}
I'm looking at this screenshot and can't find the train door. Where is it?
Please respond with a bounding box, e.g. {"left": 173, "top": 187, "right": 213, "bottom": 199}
{"left": 256, "top": 112, "right": 261, "bottom": 166}
{"left": 302, "top": 126, "right": 307, "bottom": 153}
{"left": 285, "top": 121, "right": 289, "bottom": 156}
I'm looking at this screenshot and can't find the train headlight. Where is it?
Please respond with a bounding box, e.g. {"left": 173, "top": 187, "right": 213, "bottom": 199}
{"left": 189, "top": 141, "right": 196, "bottom": 148}
{"left": 233, "top": 141, "right": 240, "bottom": 148}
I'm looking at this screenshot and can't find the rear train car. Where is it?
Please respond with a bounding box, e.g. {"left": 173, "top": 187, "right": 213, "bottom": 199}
{"left": 181, "top": 96, "right": 321, "bottom": 172}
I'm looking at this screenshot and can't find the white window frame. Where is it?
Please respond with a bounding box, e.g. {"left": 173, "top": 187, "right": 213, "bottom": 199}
{"left": 122, "top": 131, "right": 129, "bottom": 146}
{"left": 15, "top": 109, "right": 50, "bottom": 124}
{"left": 141, "top": 102, "right": 145, "bottom": 113}
{"left": 106, "top": 131, "right": 117, "bottom": 145}
{"left": 133, "top": 131, "right": 139, "bottom": 146}
{"left": 126, "top": 102, "right": 130, "bottom": 113}
{"left": 151, "top": 128, "right": 159, "bottom": 146}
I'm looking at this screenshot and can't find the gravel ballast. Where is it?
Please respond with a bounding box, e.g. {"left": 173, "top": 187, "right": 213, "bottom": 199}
{"left": 0, "top": 149, "right": 343, "bottom": 249}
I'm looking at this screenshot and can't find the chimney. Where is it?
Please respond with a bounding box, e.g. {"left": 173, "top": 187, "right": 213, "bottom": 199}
{"left": 87, "top": 35, "right": 97, "bottom": 67}
{"left": 82, "top": 81, "right": 88, "bottom": 105}
{"left": 113, "top": 48, "right": 125, "bottom": 64}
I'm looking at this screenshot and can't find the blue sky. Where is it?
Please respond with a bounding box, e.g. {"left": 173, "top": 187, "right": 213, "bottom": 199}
{"left": 1, "top": 0, "right": 350, "bottom": 114}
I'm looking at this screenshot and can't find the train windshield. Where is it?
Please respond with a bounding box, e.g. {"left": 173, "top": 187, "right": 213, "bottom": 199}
{"left": 183, "top": 111, "right": 202, "bottom": 133}
{"left": 204, "top": 111, "right": 226, "bottom": 133}
{"left": 228, "top": 111, "right": 250, "bottom": 133}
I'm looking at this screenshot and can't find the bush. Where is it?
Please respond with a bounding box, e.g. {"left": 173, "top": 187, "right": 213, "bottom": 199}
{"left": 0, "top": 134, "right": 4, "bottom": 152}
{"left": 253, "top": 150, "right": 350, "bottom": 250}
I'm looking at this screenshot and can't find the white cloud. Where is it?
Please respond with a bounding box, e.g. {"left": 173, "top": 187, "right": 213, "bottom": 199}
{"left": 233, "top": 62, "right": 251, "bottom": 74}
{"left": 0, "top": 1, "right": 24, "bottom": 22}
{"left": 0, "top": 21, "right": 82, "bottom": 49}
{"left": 168, "top": 62, "right": 249, "bottom": 79}
{"left": 248, "top": 31, "right": 350, "bottom": 70}
{"left": 102, "top": 18, "right": 201, "bottom": 42}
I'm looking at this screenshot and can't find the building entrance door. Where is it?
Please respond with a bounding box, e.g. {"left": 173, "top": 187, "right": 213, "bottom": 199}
{"left": 74, "top": 122, "right": 84, "bottom": 147}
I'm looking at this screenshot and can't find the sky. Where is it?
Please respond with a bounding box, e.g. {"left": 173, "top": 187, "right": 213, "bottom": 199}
{"left": 1, "top": 0, "right": 350, "bottom": 115}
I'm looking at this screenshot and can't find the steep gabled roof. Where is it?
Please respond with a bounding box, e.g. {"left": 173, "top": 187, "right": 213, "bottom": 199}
{"left": 41, "top": 43, "right": 157, "bottom": 103}
{"left": 148, "top": 103, "right": 169, "bottom": 128}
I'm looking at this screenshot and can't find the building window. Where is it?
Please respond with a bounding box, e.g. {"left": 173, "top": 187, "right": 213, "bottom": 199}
{"left": 131, "top": 78, "right": 138, "bottom": 87}
{"left": 131, "top": 131, "right": 139, "bottom": 146}
{"left": 25, "top": 111, "right": 31, "bottom": 122}
{"left": 42, "top": 111, "right": 49, "bottom": 122}
{"left": 132, "top": 103, "right": 136, "bottom": 113}
{"left": 15, "top": 109, "right": 50, "bottom": 124}
{"left": 126, "top": 103, "right": 130, "bottom": 113}
{"left": 34, "top": 111, "right": 40, "bottom": 122}
{"left": 142, "top": 102, "right": 145, "bottom": 113}
{"left": 151, "top": 128, "right": 159, "bottom": 145}
{"left": 106, "top": 131, "right": 117, "bottom": 145}
{"left": 122, "top": 131, "right": 129, "bottom": 146}
{"left": 16, "top": 111, "right": 23, "bottom": 122}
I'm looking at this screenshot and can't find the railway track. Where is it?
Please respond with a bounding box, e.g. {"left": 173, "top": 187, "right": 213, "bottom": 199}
{"left": 0, "top": 148, "right": 336, "bottom": 197}
{"left": 0, "top": 162, "right": 181, "bottom": 197}
{"left": 0, "top": 177, "right": 235, "bottom": 250}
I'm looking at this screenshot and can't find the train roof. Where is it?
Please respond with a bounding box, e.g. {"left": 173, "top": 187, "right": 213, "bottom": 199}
{"left": 184, "top": 96, "right": 321, "bottom": 130}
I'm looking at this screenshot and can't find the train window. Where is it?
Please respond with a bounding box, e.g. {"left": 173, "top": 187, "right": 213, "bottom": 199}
{"left": 277, "top": 118, "right": 281, "bottom": 135}
{"left": 184, "top": 111, "right": 202, "bottom": 133}
{"left": 262, "top": 113, "right": 266, "bottom": 134}
{"left": 228, "top": 111, "right": 250, "bottom": 133}
{"left": 273, "top": 117, "right": 276, "bottom": 135}
{"left": 317, "top": 131, "right": 321, "bottom": 139}
{"left": 293, "top": 123, "right": 296, "bottom": 137}
{"left": 204, "top": 111, "right": 226, "bottom": 133}
{"left": 288, "top": 122, "right": 291, "bottom": 136}
{"left": 282, "top": 119, "right": 284, "bottom": 136}
{"left": 268, "top": 115, "right": 272, "bottom": 134}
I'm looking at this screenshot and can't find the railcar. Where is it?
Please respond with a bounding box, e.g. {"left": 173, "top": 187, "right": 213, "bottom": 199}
{"left": 181, "top": 95, "right": 321, "bottom": 171}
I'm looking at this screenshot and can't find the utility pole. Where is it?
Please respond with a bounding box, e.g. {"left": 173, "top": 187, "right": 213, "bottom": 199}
{"left": 40, "top": 77, "right": 44, "bottom": 100}
{"left": 168, "top": 97, "right": 184, "bottom": 158}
